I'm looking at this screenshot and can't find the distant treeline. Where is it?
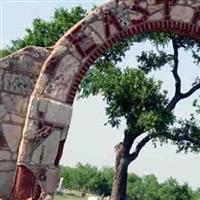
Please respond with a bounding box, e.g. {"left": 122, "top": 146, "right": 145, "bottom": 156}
{"left": 61, "top": 163, "right": 200, "bottom": 200}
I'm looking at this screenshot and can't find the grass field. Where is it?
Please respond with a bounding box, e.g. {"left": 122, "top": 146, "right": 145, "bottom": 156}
{"left": 55, "top": 191, "right": 100, "bottom": 200}
{"left": 55, "top": 194, "right": 83, "bottom": 200}
{"left": 55, "top": 191, "right": 89, "bottom": 200}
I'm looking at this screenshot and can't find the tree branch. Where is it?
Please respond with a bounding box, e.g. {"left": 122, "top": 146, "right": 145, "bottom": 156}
{"left": 166, "top": 95, "right": 181, "bottom": 111}
{"left": 171, "top": 36, "right": 181, "bottom": 96}
{"left": 166, "top": 36, "right": 182, "bottom": 111}
{"left": 184, "top": 135, "right": 200, "bottom": 147}
{"left": 128, "top": 135, "right": 151, "bottom": 162}
{"left": 167, "top": 78, "right": 200, "bottom": 111}
{"left": 169, "top": 134, "right": 200, "bottom": 147}
{"left": 123, "top": 130, "right": 143, "bottom": 156}
{"left": 166, "top": 37, "right": 200, "bottom": 112}
{"left": 181, "top": 83, "right": 200, "bottom": 99}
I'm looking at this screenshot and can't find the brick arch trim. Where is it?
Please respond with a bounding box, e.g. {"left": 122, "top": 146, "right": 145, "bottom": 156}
{"left": 32, "top": 0, "right": 200, "bottom": 105}
{"left": 66, "top": 20, "right": 200, "bottom": 105}
{"left": 13, "top": 0, "right": 200, "bottom": 199}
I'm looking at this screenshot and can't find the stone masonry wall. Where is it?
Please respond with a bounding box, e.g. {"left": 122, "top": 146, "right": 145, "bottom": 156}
{"left": 0, "top": 46, "right": 50, "bottom": 199}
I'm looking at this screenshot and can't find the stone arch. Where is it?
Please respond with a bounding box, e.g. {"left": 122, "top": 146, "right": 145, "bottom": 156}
{"left": 0, "top": 0, "right": 200, "bottom": 199}
{"left": 33, "top": 0, "right": 200, "bottom": 106}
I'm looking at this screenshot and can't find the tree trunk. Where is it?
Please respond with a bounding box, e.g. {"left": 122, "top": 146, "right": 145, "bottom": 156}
{"left": 110, "top": 143, "right": 129, "bottom": 200}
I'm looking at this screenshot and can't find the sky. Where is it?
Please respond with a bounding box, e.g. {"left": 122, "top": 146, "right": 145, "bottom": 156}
{"left": 1, "top": 0, "right": 200, "bottom": 189}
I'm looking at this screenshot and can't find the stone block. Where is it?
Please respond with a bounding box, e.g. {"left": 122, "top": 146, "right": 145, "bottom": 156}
{"left": 31, "top": 129, "right": 61, "bottom": 165}
{"left": 11, "top": 114, "right": 24, "bottom": 124}
{"left": 0, "top": 103, "right": 6, "bottom": 119}
{"left": 29, "top": 97, "right": 73, "bottom": 127}
{"left": 44, "top": 54, "right": 80, "bottom": 101}
{"left": 12, "top": 153, "right": 17, "bottom": 160}
{"left": 89, "top": 21, "right": 106, "bottom": 42}
{"left": 0, "top": 92, "right": 29, "bottom": 116}
{"left": 60, "top": 125, "right": 70, "bottom": 141}
{"left": 23, "top": 119, "right": 39, "bottom": 139}
{"left": 44, "top": 167, "right": 60, "bottom": 193}
{"left": 29, "top": 98, "right": 39, "bottom": 119}
{"left": 0, "top": 171, "right": 15, "bottom": 200}
{"left": 0, "top": 69, "right": 3, "bottom": 90}
{"left": 0, "top": 161, "right": 16, "bottom": 171}
{"left": 17, "top": 139, "right": 33, "bottom": 164}
{"left": 4, "top": 72, "right": 36, "bottom": 95}
{"left": 148, "top": 12, "right": 163, "bottom": 21}
{"left": 0, "top": 151, "right": 11, "bottom": 161}
{"left": 0, "top": 46, "right": 50, "bottom": 74}
{"left": 45, "top": 101, "right": 72, "bottom": 126}
{"left": 2, "top": 123, "right": 22, "bottom": 152}
{"left": 171, "top": 5, "right": 194, "bottom": 22}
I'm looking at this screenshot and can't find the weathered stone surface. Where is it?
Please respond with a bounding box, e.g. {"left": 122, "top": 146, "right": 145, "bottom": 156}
{"left": 43, "top": 54, "right": 81, "bottom": 101}
{"left": 148, "top": 11, "right": 163, "bottom": 21}
{"left": 89, "top": 21, "right": 106, "bottom": 42}
{"left": 12, "top": 153, "right": 17, "bottom": 160}
{"left": 171, "top": 5, "right": 194, "bottom": 22}
{"left": 0, "top": 151, "right": 11, "bottom": 161}
{"left": 2, "top": 124, "right": 22, "bottom": 152}
{"left": 0, "top": 171, "right": 15, "bottom": 200}
{"left": 44, "top": 168, "right": 60, "bottom": 193}
{"left": 31, "top": 129, "right": 61, "bottom": 165}
{"left": 45, "top": 102, "right": 72, "bottom": 125}
{"left": 0, "top": 101, "right": 6, "bottom": 119}
{"left": 0, "top": 161, "right": 15, "bottom": 171}
{"left": 21, "top": 119, "right": 39, "bottom": 140}
{"left": 17, "top": 139, "right": 33, "bottom": 164}
{"left": 29, "top": 96, "right": 73, "bottom": 126}
{"left": 0, "top": 127, "right": 9, "bottom": 150}
{"left": 4, "top": 72, "right": 36, "bottom": 95}
{"left": 17, "top": 96, "right": 72, "bottom": 167}
{"left": 0, "top": 69, "right": 3, "bottom": 90}
{"left": 11, "top": 114, "right": 24, "bottom": 124}
{"left": 0, "top": 88, "right": 32, "bottom": 124}
{"left": 178, "top": 0, "right": 200, "bottom": 7}
{"left": 0, "top": 46, "right": 50, "bottom": 199}
{"left": 0, "top": 46, "right": 50, "bottom": 74}
{"left": 60, "top": 125, "right": 70, "bottom": 141}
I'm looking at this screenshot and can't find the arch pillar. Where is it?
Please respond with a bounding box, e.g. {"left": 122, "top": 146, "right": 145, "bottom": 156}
{"left": 12, "top": 96, "right": 72, "bottom": 199}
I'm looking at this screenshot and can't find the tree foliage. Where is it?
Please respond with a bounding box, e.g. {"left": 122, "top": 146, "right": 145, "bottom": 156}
{"left": 80, "top": 32, "right": 200, "bottom": 154}
{"left": 61, "top": 163, "right": 113, "bottom": 196}
{"left": 61, "top": 163, "right": 200, "bottom": 200}
{"left": 0, "top": 7, "right": 87, "bottom": 58}
{"left": 79, "top": 61, "right": 173, "bottom": 137}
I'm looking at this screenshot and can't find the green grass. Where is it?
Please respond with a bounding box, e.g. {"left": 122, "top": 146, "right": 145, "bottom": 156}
{"left": 55, "top": 190, "right": 99, "bottom": 200}
{"left": 55, "top": 193, "right": 84, "bottom": 200}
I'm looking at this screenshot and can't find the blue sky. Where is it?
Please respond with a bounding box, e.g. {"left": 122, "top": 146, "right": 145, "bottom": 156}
{"left": 1, "top": 0, "right": 200, "bottom": 189}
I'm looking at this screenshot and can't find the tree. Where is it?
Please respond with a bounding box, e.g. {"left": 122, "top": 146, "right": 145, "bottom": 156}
{"left": 158, "top": 178, "right": 193, "bottom": 200}
{"left": 127, "top": 173, "right": 145, "bottom": 200}
{"left": 0, "top": 7, "right": 87, "bottom": 58}
{"left": 142, "top": 175, "right": 160, "bottom": 200}
{"left": 80, "top": 62, "right": 174, "bottom": 199}
{"left": 60, "top": 163, "right": 200, "bottom": 200}
{"left": 60, "top": 164, "right": 114, "bottom": 196}
{"left": 96, "top": 167, "right": 115, "bottom": 196}
{"left": 60, "top": 166, "right": 77, "bottom": 189}
{"left": 79, "top": 33, "right": 200, "bottom": 199}
{"left": 193, "top": 188, "right": 200, "bottom": 200}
